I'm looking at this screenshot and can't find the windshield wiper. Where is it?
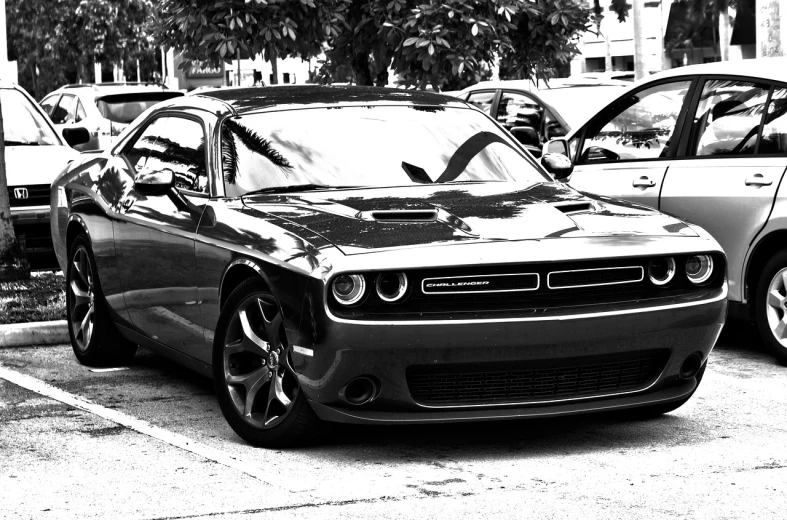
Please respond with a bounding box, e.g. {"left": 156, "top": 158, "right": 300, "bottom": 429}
{"left": 242, "top": 184, "right": 358, "bottom": 196}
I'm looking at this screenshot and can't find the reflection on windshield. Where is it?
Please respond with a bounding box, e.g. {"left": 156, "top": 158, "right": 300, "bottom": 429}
{"left": 2, "top": 89, "right": 59, "bottom": 146}
{"left": 221, "top": 106, "right": 547, "bottom": 197}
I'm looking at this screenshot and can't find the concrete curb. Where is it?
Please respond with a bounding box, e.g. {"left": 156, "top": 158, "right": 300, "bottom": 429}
{"left": 0, "top": 320, "right": 69, "bottom": 348}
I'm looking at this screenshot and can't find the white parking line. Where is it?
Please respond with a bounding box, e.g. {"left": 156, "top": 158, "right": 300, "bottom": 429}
{"left": 0, "top": 364, "right": 295, "bottom": 491}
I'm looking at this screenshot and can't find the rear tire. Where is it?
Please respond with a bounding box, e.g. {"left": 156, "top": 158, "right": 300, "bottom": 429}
{"left": 66, "top": 233, "right": 137, "bottom": 366}
{"left": 213, "top": 278, "right": 320, "bottom": 447}
{"left": 755, "top": 249, "right": 787, "bottom": 366}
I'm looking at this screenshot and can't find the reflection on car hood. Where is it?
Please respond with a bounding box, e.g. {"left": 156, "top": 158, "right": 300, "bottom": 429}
{"left": 5, "top": 145, "right": 79, "bottom": 186}
{"left": 242, "top": 182, "right": 697, "bottom": 255}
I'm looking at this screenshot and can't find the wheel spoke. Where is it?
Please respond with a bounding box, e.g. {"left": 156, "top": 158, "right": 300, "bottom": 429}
{"left": 243, "top": 370, "right": 271, "bottom": 418}
{"left": 79, "top": 304, "right": 93, "bottom": 343}
{"left": 70, "top": 280, "right": 90, "bottom": 307}
{"left": 781, "top": 270, "right": 787, "bottom": 291}
{"left": 226, "top": 366, "right": 270, "bottom": 388}
{"left": 237, "top": 309, "right": 270, "bottom": 356}
{"left": 774, "top": 318, "right": 787, "bottom": 340}
{"left": 272, "top": 370, "right": 292, "bottom": 408}
{"left": 768, "top": 289, "right": 785, "bottom": 310}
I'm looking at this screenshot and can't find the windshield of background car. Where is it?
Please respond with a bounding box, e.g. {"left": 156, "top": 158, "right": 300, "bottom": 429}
{"left": 96, "top": 92, "right": 183, "bottom": 124}
{"left": 536, "top": 86, "right": 627, "bottom": 129}
{"left": 2, "top": 89, "right": 59, "bottom": 145}
{"left": 222, "top": 105, "right": 548, "bottom": 197}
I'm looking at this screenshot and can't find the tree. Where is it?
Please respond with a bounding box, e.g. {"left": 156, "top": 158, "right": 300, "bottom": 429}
{"left": 157, "top": 0, "right": 350, "bottom": 84}
{"left": 0, "top": 97, "right": 30, "bottom": 282}
{"left": 8, "top": 0, "right": 159, "bottom": 99}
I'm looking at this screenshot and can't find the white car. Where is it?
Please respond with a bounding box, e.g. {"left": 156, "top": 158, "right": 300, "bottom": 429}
{"left": 3, "top": 82, "right": 81, "bottom": 268}
{"left": 40, "top": 83, "right": 184, "bottom": 152}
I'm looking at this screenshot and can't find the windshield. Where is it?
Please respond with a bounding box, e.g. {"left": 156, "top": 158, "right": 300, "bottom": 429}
{"left": 2, "top": 89, "right": 59, "bottom": 145}
{"left": 222, "top": 105, "right": 548, "bottom": 197}
{"left": 536, "top": 86, "right": 627, "bottom": 129}
{"left": 96, "top": 92, "right": 183, "bottom": 124}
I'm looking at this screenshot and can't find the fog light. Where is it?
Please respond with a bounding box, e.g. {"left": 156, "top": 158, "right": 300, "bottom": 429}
{"left": 376, "top": 272, "right": 408, "bottom": 303}
{"left": 332, "top": 274, "right": 366, "bottom": 305}
{"left": 686, "top": 255, "right": 714, "bottom": 285}
{"left": 648, "top": 257, "right": 676, "bottom": 286}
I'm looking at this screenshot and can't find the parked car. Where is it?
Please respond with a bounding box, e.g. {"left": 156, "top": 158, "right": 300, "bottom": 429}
{"left": 39, "top": 83, "right": 184, "bottom": 152}
{"left": 543, "top": 57, "right": 787, "bottom": 364}
{"left": 51, "top": 86, "right": 726, "bottom": 447}
{"left": 571, "top": 71, "right": 636, "bottom": 82}
{"left": 2, "top": 81, "right": 83, "bottom": 269}
{"left": 454, "top": 78, "right": 627, "bottom": 156}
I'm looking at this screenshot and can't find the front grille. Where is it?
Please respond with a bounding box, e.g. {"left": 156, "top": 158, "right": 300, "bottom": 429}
{"left": 8, "top": 184, "right": 50, "bottom": 208}
{"left": 407, "top": 350, "right": 670, "bottom": 405}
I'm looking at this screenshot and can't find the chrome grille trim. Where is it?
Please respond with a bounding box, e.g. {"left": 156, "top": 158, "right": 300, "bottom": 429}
{"left": 547, "top": 266, "right": 644, "bottom": 290}
{"left": 421, "top": 272, "right": 540, "bottom": 295}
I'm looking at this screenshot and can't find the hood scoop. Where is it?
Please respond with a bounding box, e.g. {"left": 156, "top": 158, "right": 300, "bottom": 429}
{"left": 553, "top": 202, "right": 596, "bottom": 215}
{"left": 360, "top": 209, "right": 439, "bottom": 222}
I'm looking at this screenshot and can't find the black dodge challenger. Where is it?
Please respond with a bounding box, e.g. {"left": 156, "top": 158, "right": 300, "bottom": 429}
{"left": 50, "top": 86, "right": 727, "bottom": 447}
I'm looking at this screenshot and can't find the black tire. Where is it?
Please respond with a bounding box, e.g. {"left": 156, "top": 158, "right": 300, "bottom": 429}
{"left": 755, "top": 249, "right": 787, "bottom": 366}
{"left": 66, "top": 233, "right": 137, "bottom": 366}
{"left": 622, "top": 361, "right": 707, "bottom": 419}
{"left": 213, "top": 278, "right": 320, "bottom": 447}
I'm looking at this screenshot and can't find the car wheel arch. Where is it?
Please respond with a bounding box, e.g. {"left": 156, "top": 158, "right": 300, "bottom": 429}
{"left": 66, "top": 216, "right": 91, "bottom": 253}
{"left": 219, "top": 258, "right": 274, "bottom": 312}
{"left": 745, "top": 229, "right": 787, "bottom": 305}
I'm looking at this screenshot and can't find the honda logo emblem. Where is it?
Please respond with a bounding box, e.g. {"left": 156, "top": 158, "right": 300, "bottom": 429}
{"left": 13, "top": 187, "right": 28, "bottom": 200}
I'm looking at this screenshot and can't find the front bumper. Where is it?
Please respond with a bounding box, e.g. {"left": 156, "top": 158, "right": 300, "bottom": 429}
{"left": 292, "top": 286, "right": 727, "bottom": 425}
{"left": 10, "top": 206, "right": 57, "bottom": 269}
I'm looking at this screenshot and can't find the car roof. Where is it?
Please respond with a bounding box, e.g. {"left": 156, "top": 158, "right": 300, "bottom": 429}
{"left": 459, "top": 78, "right": 630, "bottom": 95}
{"left": 195, "top": 85, "right": 469, "bottom": 114}
{"left": 47, "top": 83, "right": 181, "bottom": 100}
{"left": 648, "top": 57, "right": 787, "bottom": 84}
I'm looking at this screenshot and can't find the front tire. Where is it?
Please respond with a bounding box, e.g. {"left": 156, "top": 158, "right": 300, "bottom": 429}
{"left": 66, "top": 233, "right": 137, "bottom": 366}
{"left": 213, "top": 278, "right": 320, "bottom": 447}
{"left": 755, "top": 249, "right": 787, "bottom": 365}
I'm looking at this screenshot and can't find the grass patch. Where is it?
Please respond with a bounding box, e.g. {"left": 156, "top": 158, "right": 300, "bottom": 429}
{"left": 0, "top": 271, "right": 66, "bottom": 325}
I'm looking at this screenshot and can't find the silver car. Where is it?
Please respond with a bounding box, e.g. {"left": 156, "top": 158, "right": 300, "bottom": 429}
{"left": 543, "top": 57, "right": 787, "bottom": 365}
{"left": 39, "top": 83, "right": 184, "bottom": 151}
{"left": 455, "top": 78, "right": 627, "bottom": 157}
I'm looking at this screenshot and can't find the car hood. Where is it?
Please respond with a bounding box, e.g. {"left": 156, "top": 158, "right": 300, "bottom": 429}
{"left": 241, "top": 182, "right": 697, "bottom": 255}
{"left": 5, "top": 145, "right": 78, "bottom": 186}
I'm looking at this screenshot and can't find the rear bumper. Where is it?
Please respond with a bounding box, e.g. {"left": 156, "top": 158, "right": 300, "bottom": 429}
{"left": 293, "top": 286, "right": 727, "bottom": 424}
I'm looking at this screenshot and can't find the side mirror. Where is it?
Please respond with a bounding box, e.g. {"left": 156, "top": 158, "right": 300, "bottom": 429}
{"left": 135, "top": 168, "right": 174, "bottom": 196}
{"left": 510, "top": 126, "right": 540, "bottom": 147}
{"left": 62, "top": 127, "right": 90, "bottom": 148}
{"left": 541, "top": 153, "right": 574, "bottom": 182}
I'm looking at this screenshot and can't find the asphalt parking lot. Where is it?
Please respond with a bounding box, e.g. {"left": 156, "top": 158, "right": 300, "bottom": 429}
{"left": 1, "top": 320, "right": 786, "bottom": 519}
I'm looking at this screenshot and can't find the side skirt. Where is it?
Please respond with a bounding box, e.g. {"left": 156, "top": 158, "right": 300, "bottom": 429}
{"left": 117, "top": 323, "right": 213, "bottom": 380}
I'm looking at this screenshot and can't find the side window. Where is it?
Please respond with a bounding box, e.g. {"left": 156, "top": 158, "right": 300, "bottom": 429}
{"left": 756, "top": 87, "right": 787, "bottom": 155}
{"left": 62, "top": 95, "right": 78, "bottom": 123}
{"left": 123, "top": 117, "right": 170, "bottom": 173}
{"left": 544, "top": 110, "right": 567, "bottom": 140}
{"left": 50, "top": 95, "right": 72, "bottom": 124}
{"left": 466, "top": 91, "right": 495, "bottom": 115}
{"left": 579, "top": 80, "right": 692, "bottom": 163}
{"left": 75, "top": 100, "right": 87, "bottom": 123}
{"left": 496, "top": 92, "right": 544, "bottom": 132}
{"left": 40, "top": 95, "right": 59, "bottom": 118}
{"left": 146, "top": 117, "right": 208, "bottom": 194}
{"left": 687, "top": 79, "right": 770, "bottom": 157}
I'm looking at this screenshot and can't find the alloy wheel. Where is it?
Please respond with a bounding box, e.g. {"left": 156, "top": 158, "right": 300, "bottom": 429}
{"left": 68, "top": 245, "right": 95, "bottom": 353}
{"left": 765, "top": 267, "right": 787, "bottom": 347}
{"left": 222, "top": 294, "right": 299, "bottom": 430}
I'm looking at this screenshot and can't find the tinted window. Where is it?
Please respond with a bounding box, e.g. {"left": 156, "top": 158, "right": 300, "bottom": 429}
{"left": 466, "top": 91, "right": 495, "bottom": 115}
{"left": 688, "top": 79, "right": 769, "bottom": 157}
{"left": 130, "top": 117, "right": 207, "bottom": 194}
{"left": 758, "top": 87, "right": 787, "bottom": 154}
{"left": 580, "top": 81, "right": 691, "bottom": 163}
{"left": 96, "top": 92, "right": 183, "bottom": 124}
{"left": 222, "top": 106, "right": 547, "bottom": 197}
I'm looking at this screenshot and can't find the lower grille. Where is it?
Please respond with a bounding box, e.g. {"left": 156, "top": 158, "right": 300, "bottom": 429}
{"left": 407, "top": 350, "right": 669, "bottom": 405}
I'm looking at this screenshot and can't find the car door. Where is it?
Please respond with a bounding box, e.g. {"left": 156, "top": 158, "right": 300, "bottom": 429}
{"left": 567, "top": 78, "right": 695, "bottom": 208}
{"left": 112, "top": 114, "right": 210, "bottom": 356}
{"left": 660, "top": 77, "right": 786, "bottom": 303}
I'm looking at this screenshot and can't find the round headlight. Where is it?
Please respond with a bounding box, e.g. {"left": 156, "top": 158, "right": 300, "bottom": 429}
{"left": 685, "top": 255, "right": 714, "bottom": 285}
{"left": 376, "top": 272, "right": 408, "bottom": 303}
{"left": 332, "top": 274, "right": 366, "bottom": 305}
{"left": 648, "top": 257, "right": 676, "bottom": 286}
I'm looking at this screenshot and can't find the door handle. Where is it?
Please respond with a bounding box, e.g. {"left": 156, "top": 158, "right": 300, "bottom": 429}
{"left": 745, "top": 174, "right": 773, "bottom": 186}
{"left": 632, "top": 176, "right": 656, "bottom": 188}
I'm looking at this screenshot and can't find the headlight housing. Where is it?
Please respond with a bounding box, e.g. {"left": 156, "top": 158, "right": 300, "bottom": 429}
{"left": 685, "top": 254, "right": 714, "bottom": 285}
{"left": 376, "top": 272, "right": 408, "bottom": 303}
{"left": 648, "top": 257, "right": 676, "bottom": 286}
{"left": 332, "top": 274, "right": 366, "bottom": 305}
